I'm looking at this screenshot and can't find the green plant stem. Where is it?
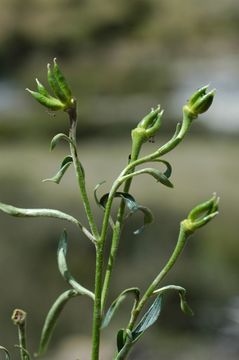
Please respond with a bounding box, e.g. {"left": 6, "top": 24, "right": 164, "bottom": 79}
{"left": 18, "top": 323, "right": 28, "bottom": 360}
{"left": 115, "top": 224, "right": 189, "bottom": 360}
{"left": 91, "top": 137, "right": 143, "bottom": 360}
{"left": 92, "top": 109, "right": 193, "bottom": 359}
{"left": 121, "top": 108, "right": 193, "bottom": 177}
{"left": 101, "top": 137, "right": 143, "bottom": 311}
{"left": 91, "top": 243, "right": 104, "bottom": 360}
{"left": 68, "top": 107, "right": 99, "bottom": 241}
{"left": 101, "top": 110, "right": 193, "bottom": 313}
{"left": 129, "top": 223, "right": 188, "bottom": 329}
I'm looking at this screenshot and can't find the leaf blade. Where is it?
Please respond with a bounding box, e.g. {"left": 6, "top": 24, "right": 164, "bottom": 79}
{"left": 57, "top": 230, "right": 95, "bottom": 300}
{"left": 102, "top": 287, "right": 140, "bottom": 329}
{"left": 43, "top": 156, "right": 72, "bottom": 184}
{"left": 132, "top": 294, "right": 162, "bottom": 342}
{"left": 38, "top": 290, "right": 79, "bottom": 355}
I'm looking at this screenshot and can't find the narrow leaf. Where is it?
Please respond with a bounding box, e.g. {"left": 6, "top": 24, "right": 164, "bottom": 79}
{"left": 102, "top": 287, "right": 140, "bottom": 329}
{"left": 0, "top": 201, "right": 95, "bottom": 243}
{"left": 57, "top": 230, "right": 95, "bottom": 300}
{"left": 0, "top": 346, "right": 11, "bottom": 360}
{"left": 133, "top": 205, "right": 154, "bottom": 235}
{"left": 43, "top": 156, "right": 72, "bottom": 184}
{"left": 132, "top": 295, "right": 162, "bottom": 341}
{"left": 153, "top": 285, "right": 194, "bottom": 317}
{"left": 179, "top": 291, "right": 194, "bottom": 316}
{"left": 122, "top": 160, "right": 173, "bottom": 188}
{"left": 94, "top": 181, "right": 106, "bottom": 208}
{"left": 117, "top": 329, "right": 126, "bottom": 353}
{"left": 50, "top": 133, "right": 75, "bottom": 151}
{"left": 99, "top": 192, "right": 153, "bottom": 235}
{"left": 38, "top": 290, "right": 79, "bottom": 356}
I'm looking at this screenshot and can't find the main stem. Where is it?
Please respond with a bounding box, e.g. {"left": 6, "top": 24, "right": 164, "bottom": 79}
{"left": 101, "top": 137, "right": 143, "bottom": 311}
{"left": 91, "top": 137, "right": 143, "bottom": 360}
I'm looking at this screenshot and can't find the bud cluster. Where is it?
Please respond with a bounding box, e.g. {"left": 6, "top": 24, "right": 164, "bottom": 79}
{"left": 26, "top": 58, "right": 74, "bottom": 112}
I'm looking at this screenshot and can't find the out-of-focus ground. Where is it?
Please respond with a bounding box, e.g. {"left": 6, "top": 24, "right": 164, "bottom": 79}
{"left": 0, "top": 1, "right": 239, "bottom": 359}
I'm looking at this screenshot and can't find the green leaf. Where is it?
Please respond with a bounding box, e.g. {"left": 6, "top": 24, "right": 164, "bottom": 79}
{"left": 0, "top": 202, "right": 78, "bottom": 225}
{"left": 153, "top": 285, "right": 194, "bottom": 317}
{"left": 0, "top": 346, "right": 11, "bottom": 360}
{"left": 99, "top": 192, "right": 154, "bottom": 235}
{"left": 57, "top": 230, "right": 95, "bottom": 300}
{"left": 117, "top": 329, "right": 126, "bottom": 353}
{"left": 102, "top": 287, "right": 140, "bottom": 329}
{"left": 132, "top": 294, "right": 162, "bottom": 342}
{"left": 94, "top": 181, "right": 107, "bottom": 209}
{"left": 179, "top": 290, "right": 194, "bottom": 316}
{"left": 132, "top": 205, "right": 154, "bottom": 235}
{"left": 122, "top": 160, "right": 173, "bottom": 188}
{"left": 116, "top": 329, "right": 132, "bottom": 353}
{"left": 43, "top": 156, "right": 72, "bottom": 184}
{"left": 38, "top": 289, "right": 79, "bottom": 355}
{"left": 0, "top": 202, "right": 95, "bottom": 243}
{"left": 50, "top": 133, "right": 75, "bottom": 151}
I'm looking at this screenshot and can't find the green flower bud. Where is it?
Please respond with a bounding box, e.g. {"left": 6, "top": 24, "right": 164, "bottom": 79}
{"left": 187, "top": 85, "right": 215, "bottom": 117}
{"left": 137, "top": 105, "right": 162, "bottom": 130}
{"left": 182, "top": 194, "right": 219, "bottom": 234}
{"left": 132, "top": 106, "right": 164, "bottom": 144}
{"left": 26, "top": 59, "right": 75, "bottom": 113}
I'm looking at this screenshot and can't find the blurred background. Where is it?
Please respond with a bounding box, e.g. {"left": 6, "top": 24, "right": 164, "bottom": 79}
{"left": 0, "top": 0, "right": 238, "bottom": 359}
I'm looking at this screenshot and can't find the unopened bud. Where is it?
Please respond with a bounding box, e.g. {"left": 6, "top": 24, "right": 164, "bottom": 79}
{"left": 187, "top": 85, "right": 215, "bottom": 117}
{"left": 182, "top": 194, "right": 219, "bottom": 234}
{"left": 132, "top": 106, "right": 164, "bottom": 144}
{"left": 26, "top": 59, "right": 75, "bottom": 113}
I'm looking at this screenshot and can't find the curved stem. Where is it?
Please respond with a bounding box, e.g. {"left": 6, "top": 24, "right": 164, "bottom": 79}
{"left": 122, "top": 110, "right": 193, "bottom": 177}
{"left": 128, "top": 224, "right": 188, "bottom": 331}
{"left": 116, "top": 224, "right": 189, "bottom": 360}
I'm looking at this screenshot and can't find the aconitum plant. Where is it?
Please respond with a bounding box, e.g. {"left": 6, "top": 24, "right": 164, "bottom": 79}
{"left": 0, "top": 60, "right": 219, "bottom": 360}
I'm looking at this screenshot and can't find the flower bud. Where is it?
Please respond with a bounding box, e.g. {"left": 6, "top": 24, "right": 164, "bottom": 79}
{"left": 187, "top": 85, "right": 215, "bottom": 117}
{"left": 132, "top": 106, "right": 164, "bottom": 144}
{"left": 26, "top": 59, "right": 75, "bottom": 112}
{"left": 182, "top": 194, "right": 219, "bottom": 234}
